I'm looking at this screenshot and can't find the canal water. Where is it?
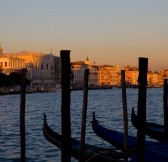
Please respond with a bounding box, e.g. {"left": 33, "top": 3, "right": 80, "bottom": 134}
{"left": 0, "top": 88, "right": 164, "bottom": 161}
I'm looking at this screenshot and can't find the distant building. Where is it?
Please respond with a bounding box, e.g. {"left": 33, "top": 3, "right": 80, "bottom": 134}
{"left": 71, "top": 57, "right": 120, "bottom": 87}
{"left": 97, "top": 64, "right": 120, "bottom": 86}
{"left": 124, "top": 66, "right": 139, "bottom": 85}
{"left": 71, "top": 61, "right": 87, "bottom": 87}
{"left": 0, "top": 53, "right": 25, "bottom": 75}
{"left": 147, "top": 71, "right": 159, "bottom": 87}
{"left": 160, "top": 68, "right": 168, "bottom": 79}
{"left": 0, "top": 47, "right": 61, "bottom": 89}
{"left": 124, "top": 66, "right": 161, "bottom": 87}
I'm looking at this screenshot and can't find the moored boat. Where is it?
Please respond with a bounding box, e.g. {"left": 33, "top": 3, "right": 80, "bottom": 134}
{"left": 91, "top": 112, "right": 168, "bottom": 162}
{"left": 131, "top": 108, "right": 168, "bottom": 142}
{"left": 91, "top": 112, "right": 138, "bottom": 149}
{"left": 43, "top": 113, "right": 133, "bottom": 162}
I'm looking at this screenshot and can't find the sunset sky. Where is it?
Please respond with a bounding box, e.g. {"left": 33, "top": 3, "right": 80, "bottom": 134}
{"left": 1, "top": 1, "right": 168, "bottom": 71}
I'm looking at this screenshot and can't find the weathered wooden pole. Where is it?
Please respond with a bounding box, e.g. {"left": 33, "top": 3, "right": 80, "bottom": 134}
{"left": 20, "top": 68, "right": 27, "bottom": 162}
{"left": 60, "top": 50, "right": 71, "bottom": 162}
{"left": 163, "top": 79, "right": 168, "bottom": 132}
{"left": 79, "top": 69, "right": 89, "bottom": 162}
{"left": 136, "top": 57, "right": 148, "bottom": 162}
{"left": 121, "top": 70, "right": 128, "bottom": 150}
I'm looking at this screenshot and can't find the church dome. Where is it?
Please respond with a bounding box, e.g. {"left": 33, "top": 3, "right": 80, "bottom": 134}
{"left": 85, "top": 56, "right": 90, "bottom": 65}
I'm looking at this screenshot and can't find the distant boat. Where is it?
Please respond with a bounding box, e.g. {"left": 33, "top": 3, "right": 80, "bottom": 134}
{"left": 131, "top": 108, "right": 168, "bottom": 142}
{"left": 43, "top": 113, "right": 133, "bottom": 162}
{"left": 55, "top": 84, "right": 61, "bottom": 92}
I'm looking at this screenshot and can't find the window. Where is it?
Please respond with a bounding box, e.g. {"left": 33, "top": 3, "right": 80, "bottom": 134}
{"left": 41, "top": 63, "right": 43, "bottom": 70}
{"left": 5, "top": 62, "right": 7, "bottom": 67}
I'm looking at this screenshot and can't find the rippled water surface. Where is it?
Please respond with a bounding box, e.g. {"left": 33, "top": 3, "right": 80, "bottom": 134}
{"left": 0, "top": 88, "right": 164, "bottom": 161}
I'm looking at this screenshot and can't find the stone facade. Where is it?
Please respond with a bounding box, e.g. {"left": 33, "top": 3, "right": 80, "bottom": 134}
{"left": 71, "top": 57, "right": 120, "bottom": 87}
{"left": 0, "top": 48, "right": 61, "bottom": 90}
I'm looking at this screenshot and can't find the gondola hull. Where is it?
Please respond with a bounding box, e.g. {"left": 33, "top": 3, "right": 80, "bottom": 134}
{"left": 131, "top": 108, "right": 168, "bottom": 142}
{"left": 91, "top": 112, "right": 140, "bottom": 149}
{"left": 43, "top": 113, "right": 133, "bottom": 162}
{"left": 91, "top": 112, "right": 168, "bottom": 162}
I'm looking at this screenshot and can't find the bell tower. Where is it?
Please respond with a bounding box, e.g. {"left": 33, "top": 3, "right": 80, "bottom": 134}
{"left": 85, "top": 55, "right": 91, "bottom": 65}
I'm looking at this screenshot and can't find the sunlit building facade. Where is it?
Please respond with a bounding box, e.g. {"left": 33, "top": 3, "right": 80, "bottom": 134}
{"left": 71, "top": 57, "right": 120, "bottom": 87}
{"left": 71, "top": 57, "right": 99, "bottom": 88}
{"left": 124, "top": 66, "right": 139, "bottom": 85}
{"left": 0, "top": 47, "right": 60, "bottom": 88}
{"left": 147, "top": 71, "right": 159, "bottom": 87}
{"left": 97, "top": 64, "right": 120, "bottom": 86}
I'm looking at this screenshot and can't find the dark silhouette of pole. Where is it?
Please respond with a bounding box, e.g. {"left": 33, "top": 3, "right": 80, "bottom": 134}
{"left": 136, "top": 57, "right": 148, "bottom": 162}
{"left": 79, "top": 69, "right": 89, "bottom": 162}
{"left": 20, "top": 68, "right": 27, "bottom": 162}
{"left": 121, "top": 70, "right": 128, "bottom": 150}
{"left": 60, "top": 50, "right": 71, "bottom": 162}
{"left": 163, "top": 79, "right": 168, "bottom": 132}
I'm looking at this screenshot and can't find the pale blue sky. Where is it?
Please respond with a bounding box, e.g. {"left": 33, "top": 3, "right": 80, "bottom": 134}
{"left": 1, "top": 0, "right": 168, "bottom": 71}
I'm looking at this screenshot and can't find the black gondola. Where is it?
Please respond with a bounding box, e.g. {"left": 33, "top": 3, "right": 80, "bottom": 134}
{"left": 91, "top": 112, "right": 168, "bottom": 162}
{"left": 43, "top": 113, "right": 133, "bottom": 162}
{"left": 91, "top": 112, "right": 137, "bottom": 149}
{"left": 131, "top": 108, "right": 168, "bottom": 142}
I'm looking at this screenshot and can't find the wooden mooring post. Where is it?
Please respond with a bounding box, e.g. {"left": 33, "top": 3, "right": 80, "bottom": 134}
{"left": 163, "top": 79, "right": 168, "bottom": 132}
{"left": 121, "top": 70, "right": 128, "bottom": 150}
{"left": 20, "top": 68, "right": 27, "bottom": 162}
{"left": 60, "top": 50, "right": 71, "bottom": 162}
{"left": 136, "top": 57, "right": 148, "bottom": 162}
{"left": 79, "top": 69, "right": 89, "bottom": 162}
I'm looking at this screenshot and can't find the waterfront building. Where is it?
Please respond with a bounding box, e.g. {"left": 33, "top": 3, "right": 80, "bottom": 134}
{"left": 85, "top": 57, "right": 99, "bottom": 87}
{"left": 147, "top": 71, "right": 159, "bottom": 87}
{"left": 0, "top": 47, "right": 61, "bottom": 90}
{"left": 124, "top": 66, "right": 139, "bottom": 85}
{"left": 97, "top": 64, "right": 120, "bottom": 86}
{"left": 71, "top": 61, "right": 87, "bottom": 87}
{"left": 124, "top": 66, "right": 161, "bottom": 87}
{"left": 157, "top": 73, "right": 164, "bottom": 87}
{"left": 71, "top": 57, "right": 99, "bottom": 88}
{"left": 71, "top": 56, "right": 120, "bottom": 88}
{"left": 160, "top": 68, "right": 168, "bottom": 79}
{"left": 0, "top": 53, "right": 25, "bottom": 75}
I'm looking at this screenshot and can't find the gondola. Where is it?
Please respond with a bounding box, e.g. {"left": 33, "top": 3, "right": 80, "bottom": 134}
{"left": 43, "top": 113, "right": 133, "bottom": 162}
{"left": 91, "top": 112, "right": 140, "bottom": 149}
{"left": 91, "top": 112, "right": 168, "bottom": 162}
{"left": 131, "top": 108, "right": 168, "bottom": 142}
